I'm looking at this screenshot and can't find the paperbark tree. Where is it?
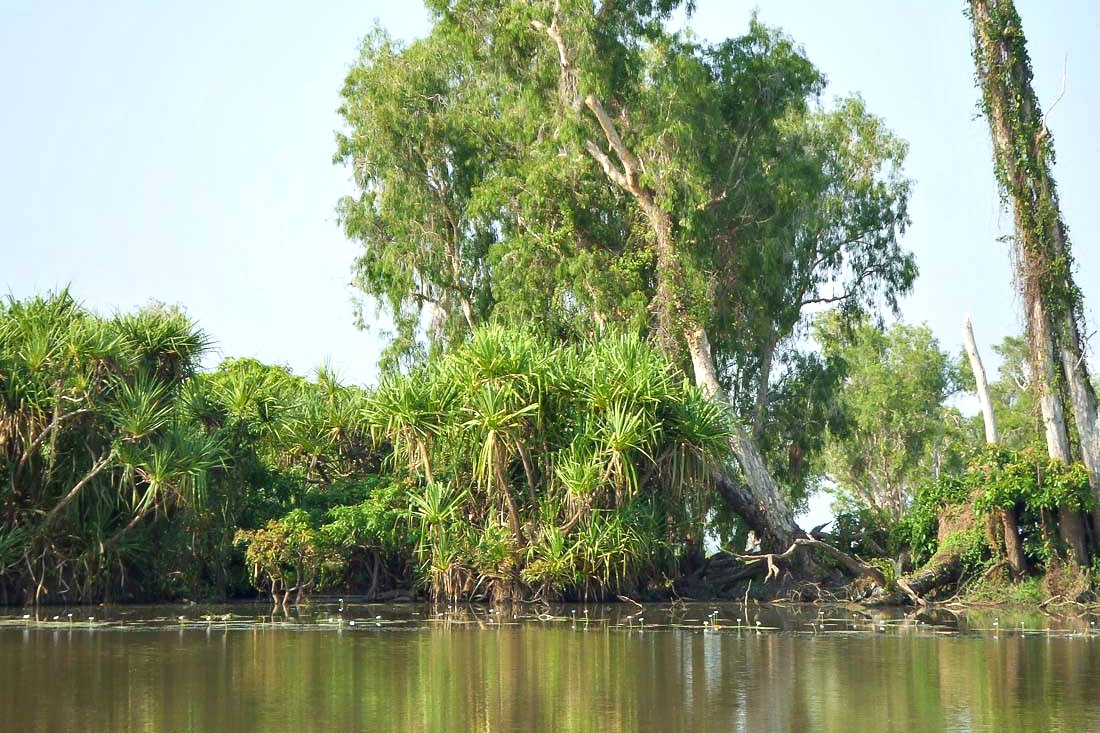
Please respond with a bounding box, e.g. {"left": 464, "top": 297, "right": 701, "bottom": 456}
{"left": 969, "top": 0, "right": 1098, "bottom": 562}
{"left": 337, "top": 1, "right": 915, "bottom": 556}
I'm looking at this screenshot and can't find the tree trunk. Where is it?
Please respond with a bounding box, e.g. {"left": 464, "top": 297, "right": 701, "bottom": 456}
{"left": 1045, "top": 161, "right": 1100, "bottom": 533}
{"left": 40, "top": 454, "right": 111, "bottom": 529}
{"left": 903, "top": 549, "right": 963, "bottom": 599}
{"left": 962, "top": 314, "right": 998, "bottom": 444}
{"left": 534, "top": 8, "right": 807, "bottom": 555}
{"left": 1002, "top": 508, "right": 1027, "bottom": 578}
{"left": 574, "top": 83, "right": 805, "bottom": 554}
{"left": 1058, "top": 508, "right": 1087, "bottom": 567}
{"left": 970, "top": 0, "right": 1093, "bottom": 565}
{"left": 495, "top": 459, "right": 526, "bottom": 547}
{"left": 1058, "top": 337, "right": 1100, "bottom": 540}
{"left": 687, "top": 327, "right": 803, "bottom": 552}
{"left": 1029, "top": 301, "right": 1072, "bottom": 463}
{"left": 752, "top": 332, "right": 778, "bottom": 440}
{"left": 963, "top": 314, "right": 1026, "bottom": 576}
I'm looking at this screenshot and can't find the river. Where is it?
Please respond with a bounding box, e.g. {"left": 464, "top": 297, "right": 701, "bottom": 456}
{"left": 2, "top": 602, "right": 1098, "bottom": 732}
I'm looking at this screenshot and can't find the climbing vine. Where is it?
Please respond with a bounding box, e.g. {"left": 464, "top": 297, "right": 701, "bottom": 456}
{"left": 967, "top": 0, "right": 1083, "bottom": 328}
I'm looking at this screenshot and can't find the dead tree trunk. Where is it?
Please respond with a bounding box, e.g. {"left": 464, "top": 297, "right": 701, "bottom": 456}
{"left": 963, "top": 314, "right": 999, "bottom": 445}
{"left": 962, "top": 314, "right": 1027, "bottom": 576}
{"left": 970, "top": 0, "right": 1094, "bottom": 565}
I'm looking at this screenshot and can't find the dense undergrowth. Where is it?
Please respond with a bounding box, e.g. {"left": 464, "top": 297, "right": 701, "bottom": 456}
{"left": 4, "top": 292, "right": 1098, "bottom": 606}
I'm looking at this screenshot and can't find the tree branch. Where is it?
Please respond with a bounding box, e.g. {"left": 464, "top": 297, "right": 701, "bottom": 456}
{"left": 17, "top": 408, "right": 95, "bottom": 474}
{"left": 40, "top": 452, "right": 112, "bottom": 529}
{"left": 584, "top": 94, "right": 643, "bottom": 188}
{"left": 584, "top": 140, "right": 631, "bottom": 190}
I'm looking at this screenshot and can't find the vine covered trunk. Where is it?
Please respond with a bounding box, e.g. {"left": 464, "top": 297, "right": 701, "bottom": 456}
{"left": 970, "top": 0, "right": 1098, "bottom": 564}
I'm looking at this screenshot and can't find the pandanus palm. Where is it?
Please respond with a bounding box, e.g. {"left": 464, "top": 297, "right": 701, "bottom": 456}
{"left": 449, "top": 327, "right": 551, "bottom": 545}
{"left": 362, "top": 326, "right": 731, "bottom": 600}
{"left": 0, "top": 292, "right": 224, "bottom": 602}
{"left": 367, "top": 370, "right": 451, "bottom": 485}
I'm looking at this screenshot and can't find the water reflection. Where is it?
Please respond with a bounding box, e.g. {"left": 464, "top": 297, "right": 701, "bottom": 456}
{"left": 2, "top": 603, "right": 1099, "bottom": 733}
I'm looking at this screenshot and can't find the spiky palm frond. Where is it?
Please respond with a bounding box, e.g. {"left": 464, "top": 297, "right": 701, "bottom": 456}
{"left": 112, "top": 305, "right": 210, "bottom": 384}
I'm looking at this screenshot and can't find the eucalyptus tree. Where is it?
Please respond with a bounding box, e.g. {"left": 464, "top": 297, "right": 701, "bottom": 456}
{"left": 335, "top": 29, "right": 498, "bottom": 369}
{"left": 984, "top": 337, "right": 1041, "bottom": 450}
{"left": 818, "top": 319, "right": 959, "bottom": 521}
{"left": 336, "top": 2, "right": 915, "bottom": 555}
{"left": 706, "top": 96, "right": 914, "bottom": 439}
{"left": 969, "top": 0, "right": 1100, "bottom": 562}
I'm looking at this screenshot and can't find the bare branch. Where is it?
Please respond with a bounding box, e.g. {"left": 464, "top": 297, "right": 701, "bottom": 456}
{"left": 17, "top": 408, "right": 95, "bottom": 473}
{"left": 584, "top": 140, "right": 631, "bottom": 189}
{"left": 40, "top": 452, "right": 113, "bottom": 529}
{"left": 584, "top": 95, "right": 643, "bottom": 188}
{"left": 1038, "top": 53, "right": 1068, "bottom": 143}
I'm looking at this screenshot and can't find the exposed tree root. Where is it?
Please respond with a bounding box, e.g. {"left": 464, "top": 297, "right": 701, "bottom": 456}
{"left": 681, "top": 536, "right": 914, "bottom": 603}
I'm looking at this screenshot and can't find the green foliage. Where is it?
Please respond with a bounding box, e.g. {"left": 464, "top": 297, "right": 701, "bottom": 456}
{"left": 235, "top": 510, "right": 344, "bottom": 602}
{"left": 981, "top": 336, "right": 1041, "bottom": 450}
{"left": 940, "top": 526, "right": 990, "bottom": 576}
{"left": 334, "top": 6, "right": 915, "bottom": 510}
{"left": 323, "top": 481, "right": 410, "bottom": 555}
{"left": 0, "top": 291, "right": 391, "bottom": 604}
{"left": 868, "top": 557, "right": 898, "bottom": 592}
{"left": 963, "top": 575, "right": 1045, "bottom": 605}
{"left": 969, "top": 445, "right": 1093, "bottom": 515}
{"left": 365, "top": 326, "right": 728, "bottom": 601}
{"left": 0, "top": 291, "right": 226, "bottom": 603}
{"left": 830, "top": 507, "right": 893, "bottom": 558}
{"left": 818, "top": 317, "right": 960, "bottom": 520}
{"left": 892, "top": 445, "right": 1093, "bottom": 571}
{"left": 893, "top": 476, "right": 970, "bottom": 566}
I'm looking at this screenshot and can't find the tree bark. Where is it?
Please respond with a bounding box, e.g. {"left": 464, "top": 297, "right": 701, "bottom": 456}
{"left": 962, "top": 314, "right": 998, "bottom": 444}
{"left": 687, "top": 327, "right": 803, "bottom": 552}
{"left": 40, "top": 453, "right": 111, "bottom": 529}
{"left": 963, "top": 314, "right": 1027, "bottom": 575}
{"left": 970, "top": 0, "right": 1093, "bottom": 565}
{"left": 752, "top": 332, "right": 778, "bottom": 441}
{"left": 1001, "top": 508, "right": 1027, "bottom": 578}
{"left": 1059, "top": 337, "right": 1100, "bottom": 539}
{"left": 902, "top": 549, "right": 963, "bottom": 599}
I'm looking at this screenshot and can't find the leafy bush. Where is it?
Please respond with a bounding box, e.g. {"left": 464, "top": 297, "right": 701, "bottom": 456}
{"left": 893, "top": 445, "right": 1093, "bottom": 572}
{"left": 234, "top": 510, "right": 343, "bottom": 603}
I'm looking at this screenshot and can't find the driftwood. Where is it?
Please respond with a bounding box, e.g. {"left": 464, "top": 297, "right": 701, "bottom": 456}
{"left": 679, "top": 535, "right": 932, "bottom": 604}
{"left": 732, "top": 538, "right": 888, "bottom": 586}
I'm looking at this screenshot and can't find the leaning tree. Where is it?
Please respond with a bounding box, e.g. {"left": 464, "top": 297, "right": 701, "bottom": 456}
{"left": 969, "top": 0, "right": 1100, "bottom": 564}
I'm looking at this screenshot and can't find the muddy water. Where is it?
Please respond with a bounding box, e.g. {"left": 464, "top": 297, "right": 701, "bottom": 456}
{"left": 2, "top": 603, "right": 1098, "bottom": 732}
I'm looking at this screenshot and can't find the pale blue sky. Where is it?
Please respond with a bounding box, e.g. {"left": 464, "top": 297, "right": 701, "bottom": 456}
{"left": 3, "top": 3, "right": 1098, "bottom": 528}
{"left": 4, "top": 1, "right": 1097, "bottom": 385}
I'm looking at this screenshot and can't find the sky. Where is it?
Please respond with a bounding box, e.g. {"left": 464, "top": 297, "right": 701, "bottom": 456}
{"left": 3, "top": 2, "right": 1098, "bottom": 523}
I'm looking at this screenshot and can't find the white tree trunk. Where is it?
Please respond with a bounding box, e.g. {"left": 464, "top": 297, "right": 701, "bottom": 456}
{"left": 963, "top": 315, "right": 1028, "bottom": 575}
{"left": 962, "top": 314, "right": 998, "bottom": 444}
{"left": 686, "top": 326, "right": 803, "bottom": 552}
{"left": 1028, "top": 301, "right": 1087, "bottom": 563}
{"left": 1030, "top": 300, "right": 1072, "bottom": 462}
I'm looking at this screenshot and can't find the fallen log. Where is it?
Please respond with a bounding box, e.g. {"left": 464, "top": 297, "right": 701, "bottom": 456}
{"left": 685, "top": 536, "right": 908, "bottom": 602}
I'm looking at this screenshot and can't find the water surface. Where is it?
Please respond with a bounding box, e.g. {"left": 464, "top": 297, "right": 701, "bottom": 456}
{"left": 2, "top": 602, "right": 1098, "bottom": 732}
